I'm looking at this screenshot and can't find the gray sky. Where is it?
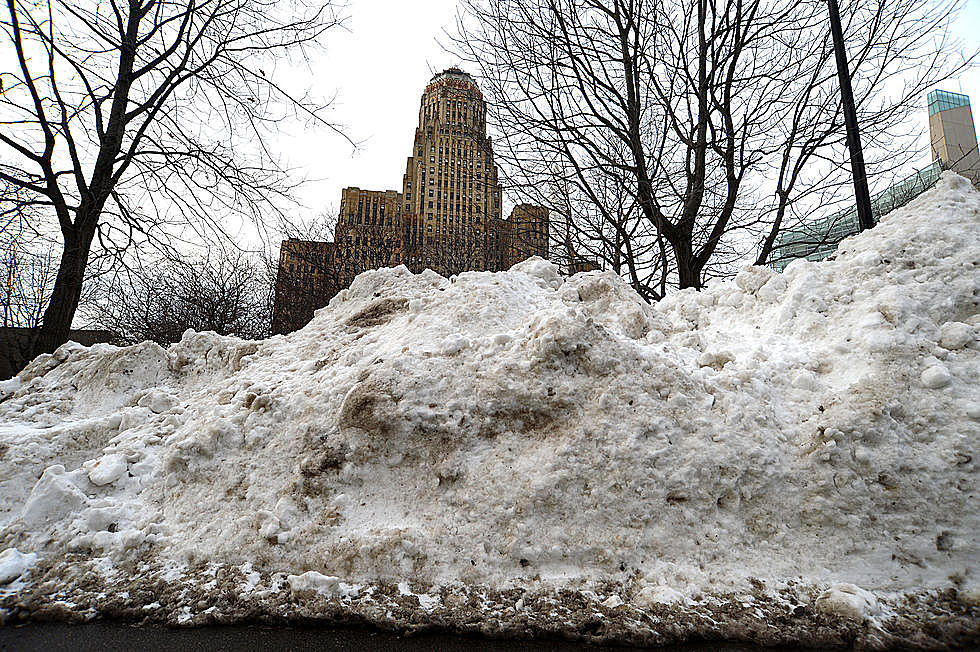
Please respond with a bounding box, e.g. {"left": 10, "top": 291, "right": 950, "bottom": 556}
{"left": 278, "top": 0, "right": 979, "bottom": 225}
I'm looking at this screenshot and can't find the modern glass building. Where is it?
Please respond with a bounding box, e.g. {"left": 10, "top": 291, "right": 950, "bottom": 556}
{"left": 770, "top": 89, "right": 978, "bottom": 271}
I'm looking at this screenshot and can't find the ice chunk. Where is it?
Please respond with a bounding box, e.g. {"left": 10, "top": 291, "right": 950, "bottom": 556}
{"left": 511, "top": 256, "right": 561, "bottom": 289}
{"left": 0, "top": 548, "right": 38, "bottom": 585}
{"left": 20, "top": 465, "right": 89, "bottom": 529}
{"left": 634, "top": 585, "right": 686, "bottom": 607}
{"left": 287, "top": 571, "right": 341, "bottom": 596}
{"left": 698, "top": 350, "right": 735, "bottom": 370}
{"left": 921, "top": 364, "right": 952, "bottom": 389}
{"left": 939, "top": 322, "right": 975, "bottom": 350}
{"left": 137, "top": 389, "right": 176, "bottom": 414}
{"left": 814, "top": 583, "right": 880, "bottom": 620}
{"left": 735, "top": 266, "right": 775, "bottom": 294}
{"left": 601, "top": 594, "right": 624, "bottom": 609}
{"left": 86, "top": 453, "right": 129, "bottom": 486}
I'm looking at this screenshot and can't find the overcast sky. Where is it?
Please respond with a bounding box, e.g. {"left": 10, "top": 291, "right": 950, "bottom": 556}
{"left": 277, "top": 0, "right": 980, "bottom": 223}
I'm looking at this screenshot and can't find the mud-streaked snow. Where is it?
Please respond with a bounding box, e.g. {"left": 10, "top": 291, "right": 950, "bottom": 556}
{"left": 1, "top": 173, "right": 977, "bottom": 648}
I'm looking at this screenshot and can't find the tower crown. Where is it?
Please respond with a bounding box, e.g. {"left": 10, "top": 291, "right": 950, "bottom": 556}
{"left": 429, "top": 67, "right": 475, "bottom": 85}
{"left": 425, "top": 67, "right": 481, "bottom": 97}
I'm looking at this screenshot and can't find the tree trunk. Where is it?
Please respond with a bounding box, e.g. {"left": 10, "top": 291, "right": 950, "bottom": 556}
{"left": 30, "top": 225, "right": 94, "bottom": 358}
{"left": 675, "top": 240, "right": 701, "bottom": 290}
{"left": 755, "top": 195, "right": 789, "bottom": 266}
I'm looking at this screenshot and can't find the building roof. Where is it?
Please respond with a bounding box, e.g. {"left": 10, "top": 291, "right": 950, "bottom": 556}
{"left": 429, "top": 67, "right": 476, "bottom": 85}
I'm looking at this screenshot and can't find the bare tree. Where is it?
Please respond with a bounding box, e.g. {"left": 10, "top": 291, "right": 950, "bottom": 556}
{"left": 453, "top": 0, "right": 972, "bottom": 295}
{"left": 0, "top": 0, "right": 347, "bottom": 358}
{"left": 0, "top": 243, "right": 56, "bottom": 332}
{"left": 543, "top": 150, "right": 668, "bottom": 298}
{"left": 90, "top": 250, "right": 270, "bottom": 344}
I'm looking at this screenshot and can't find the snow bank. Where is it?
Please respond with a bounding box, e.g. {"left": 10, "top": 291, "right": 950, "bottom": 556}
{"left": 1, "top": 173, "right": 977, "bottom": 648}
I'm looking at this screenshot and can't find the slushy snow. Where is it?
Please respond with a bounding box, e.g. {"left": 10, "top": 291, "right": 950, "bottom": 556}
{"left": 0, "top": 173, "right": 977, "bottom": 648}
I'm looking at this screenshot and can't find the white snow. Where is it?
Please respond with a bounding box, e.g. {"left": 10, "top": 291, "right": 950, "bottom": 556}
{"left": 0, "top": 173, "right": 977, "bottom": 644}
{"left": 634, "top": 585, "right": 687, "bottom": 607}
{"left": 0, "top": 548, "right": 37, "bottom": 585}
{"left": 921, "top": 364, "right": 953, "bottom": 389}
{"left": 19, "top": 465, "right": 90, "bottom": 529}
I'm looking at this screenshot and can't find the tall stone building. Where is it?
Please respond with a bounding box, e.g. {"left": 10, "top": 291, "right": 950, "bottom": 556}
{"left": 272, "top": 68, "right": 550, "bottom": 334}
{"left": 399, "top": 67, "right": 506, "bottom": 276}
{"left": 500, "top": 204, "right": 549, "bottom": 270}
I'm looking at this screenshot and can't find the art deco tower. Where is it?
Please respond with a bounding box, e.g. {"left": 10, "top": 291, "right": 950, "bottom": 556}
{"left": 400, "top": 68, "right": 505, "bottom": 275}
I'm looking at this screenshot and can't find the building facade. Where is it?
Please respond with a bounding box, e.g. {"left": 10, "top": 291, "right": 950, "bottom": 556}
{"left": 500, "top": 203, "right": 549, "bottom": 269}
{"left": 270, "top": 238, "right": 338, "bottom": 334}
{"left": 272, "top": 68, "right": 550, "bottom": 334}
{"left": 335, "top": 187, "right": 406, "bottom": 283}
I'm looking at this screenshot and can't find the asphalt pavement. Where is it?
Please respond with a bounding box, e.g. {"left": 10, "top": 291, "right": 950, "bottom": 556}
{"left": 0, "top": 622, "right": 820, "bottom": 652}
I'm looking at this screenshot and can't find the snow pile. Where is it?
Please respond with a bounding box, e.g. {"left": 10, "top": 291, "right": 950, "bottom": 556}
{"left": 1, "top": 173, "right": 977, "bottom": 647}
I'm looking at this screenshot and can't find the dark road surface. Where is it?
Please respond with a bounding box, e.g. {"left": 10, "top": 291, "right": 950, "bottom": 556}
{"left": 0, "top": 622, "right": 822, "bottom": 652}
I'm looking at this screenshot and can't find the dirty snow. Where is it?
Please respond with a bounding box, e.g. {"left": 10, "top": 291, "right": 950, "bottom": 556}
{"left": 0, "top": 173, "right": 977, "bottom": 648}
